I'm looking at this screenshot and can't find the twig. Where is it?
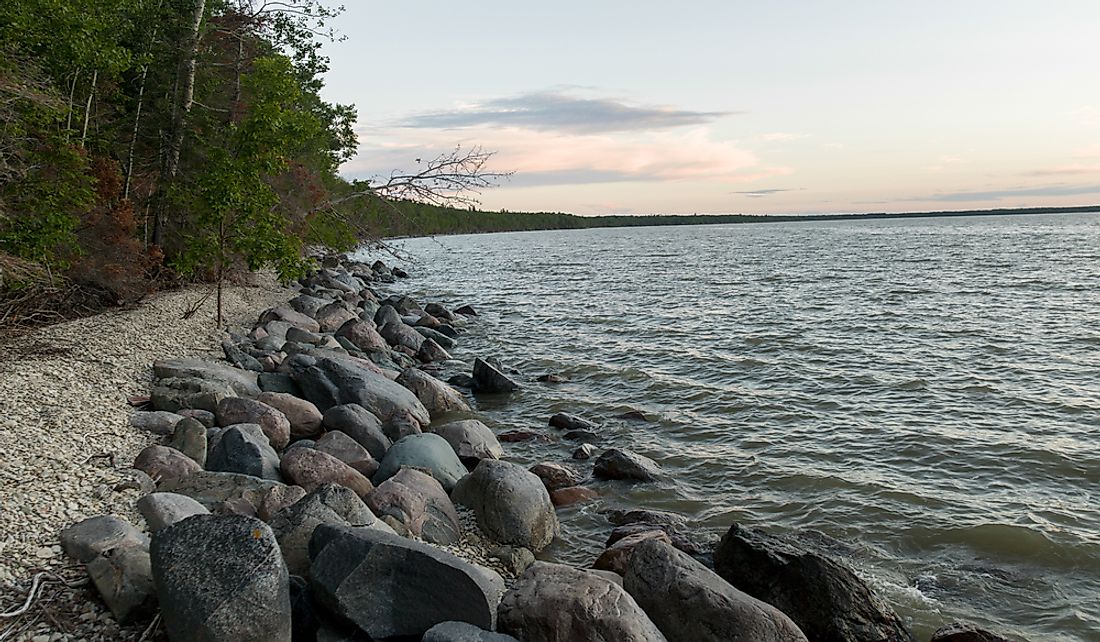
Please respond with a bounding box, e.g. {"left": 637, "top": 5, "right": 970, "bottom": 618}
{"left": 137, "top": 613, "right": 161, "bottom": 642}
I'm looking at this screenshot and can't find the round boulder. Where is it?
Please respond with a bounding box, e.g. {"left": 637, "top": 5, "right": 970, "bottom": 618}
{"left": 452, "top": 460, "right": 559, "bottom": 552}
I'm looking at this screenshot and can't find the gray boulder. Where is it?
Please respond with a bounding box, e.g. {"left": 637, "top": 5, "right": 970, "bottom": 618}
{"left": 396, "top": 368, "right": 472, "bottom": 416}
{"left": 259, "top": 304, "right": 321, "bottom": 333}
{"left": 322, "top": 403, "right": 392, "bottom": 460}
{"left": 215, "top": 397, "right": 291, "bottom": 450}
{"left": 222, "top": 339, "right": 263, "bottom": 372}
{"left": 383, "top": 408, "right": 424, "bottom": 442}
{"left": 498, "top": 562, "right": 666, "bottom": 642}
{"left": 335, "top": 319, "right": 388, "bottom": 352}
{"left": 379, "top": 321, "right": 425, "bottom": 352}
{"left": 291, "top": 355, "right": 430, "bottom": 425}
{"left": 206, "top": 423, "right": 283, "bottom": 481}
{"left": 137, "top": 492, "right": 210, "bottom": 532}
{"left": 151, "top": 515, "right": 291, "bottom": 641}
{"left": 151, "top": 376, "right": 236, "bottom": 413}
{"left": 315, "top": 430, "right": 378, "bottom": 476}
{"left": 452, "top": 460, "right": 558, "bottom": 552}
{"left": 153, "top": 357, "right": 261, "bottom": 396}
{"left": 595, "top": 530, "right": 672, "bottom": 575}
{"left": 472, "top": 358, "right": 518, "bottom": 393}
{"left": 624, "top": 539, "right": 808, "bottom": 642}
{"left": 416, "top": 326, "right": 456, "bottom": 349}
{"left": 366, "top": 468, "right": 461, "bottom": 544}
{"left": 309, "top": 525, "right": 505, "bottom": 639}
{"left": 280, "top": 447, "right": 374, "bottom": 497}
{"left": 418, "top": 338, "right": 452, "bottom": 363}
{"left": 178, "top": 408, "right": 216, "bottom": 428}
{"left": 593, "top": 448, "right": 662, "bottom": 482}
{"left": 258, "top": 372, "right": 301, "bottom": 396}
{"left": 316, "top": 301, "right": 358, "bottom": 333}
{"left": 374, "top": 433, "right": 469, "bottom": 492}
{"left": 166, "top": 417, "right": 207, "bottom": 466}
{"left": 423, "top": 621, "right": 520, "bottom": 642}
{"left": 424, "top": 302, "right": 456, "bottom": 321}
{"left": 548, "top": 412, "right": 599, "bottom": 431}
{"left": 434, "top": 419, "right": 504, "bottom": 466}
{"left": 289, "top": 293, "right": 331, "bottom": 317}
{"left": 529, "top": 463, "right": 582, "bottom": 491}
{"left": 159, "top": 470, "right": 286, "bottom": 512}
{"left": 130, "top": 411, "right": 183, "bottom": 435}
{"left": 374, "top": 304, "right": 403, "bottom": 328}
{"left": 61, "top": 515, "right": 148, "bottom": 564}
{"left": 86, "top": 544, "right": 156, "bottom": 623}
{"left": 134, "top": 444, "right": 202, "bottom": 484}
{"left": 257, "top": 392, "right": 323, "bottom": 439}
{"left": 714, "top": 524, "right": 911, "bottom": 642}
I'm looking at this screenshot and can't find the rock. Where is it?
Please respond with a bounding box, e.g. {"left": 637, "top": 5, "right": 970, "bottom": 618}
{"left": 259, "top": 372, "right": 302, "bottom": 396}
{"left": 472, "top": 357, "right": 519, "bottom": 393}
{"left": 374, "top": 433, "right": 469, "bottom": 492}
{"left": 288, "top": 575, "right": 321, "bottom": 642}
{"left": 86, "top": 544, "right": 156, "bottom": 623}
{"left": 423, "top": 621, "right": 520, "bottom": 642}
{"left": 529, "top": 463, "right": 582, "bottom": 491}
{"left": 130, "top": 411, "right": 183, "bottom": 435}
{"left": 151, "top": 515, "right": 291, "bottom": 641}
{"left": 563, "top": 429, "right": 599, "bottom": 443}
{"left": 499, "top": 430, "right": 552, "bottom": 443}
{"left": 550, "top": 486, "right": 598, "bottom": 507}
{"left": 137, "top": 493, "right": 210, "bottom": 532}
{"left": 624, "top": 539, "right": 808, "bottom": 642}
{"left": 593, "top": 448, "right": 661, "bottom": 482}
{"left": 713, "top": 524, "right": 910, "bottom": 642}
{"left": 366, "top": 468, "right": 461, "bottom": 545}
{"left": 595, "top": 530, "right": 672, "bottom": 575}
{"left": 415, "top": 326, "right": 456, "bottom": 349}
{"left": 418, "top": 338, "right": 452, "bottom": 362}
{"left": 314, "top": 431, "right": 378, "bottom": 476}
{"left": 159, "top": 470, "right": 286, "bottom": 512}
{"left": 434, "top": 419, "right": 504, "bottom": 466}
{"left": 414, "top": 312, "right": 442, "bottom": 328}
{"left": 488, "top": 545, "right": 536, "bottom": 576}
{"left": 379, "top": 321, "right": 425, "bottom": 352}
{"left": 316, "top": 301, "right": 358, "bottom": 333}
{"left": 166, "top": 417, "right": 208, "bottom": 466}
{"left": 536, "top": 374, "right": 567, "bottom": 383}
{"left": 178, "top": 408, "right": 216, "bottom": 427}
{"left": 607, "top": 523, "right": 706, "bottom": 558}
{"left": 322, "top": 403, "right": 392, "bottom": 460}
{"left": 930, "top": 622, "right": 1014, "bottom": 642}
{"left": 452, "top": 460, "right": 559, "bottom": 552}
{"left": 572, "top": 444, "right": 598, "bottom": 460}
{"left": 260, "top": 304, "right": 322, "bottom": 333}
{"left": 548, "top": 412, "right": 599, "bottom": 431}
{"left": 291, "top": 355, "right": 430, "bottom": 425}
{"left": 289, "top": 293, "right": 330, "bottom": 317}
{"left": 134, "top": 445, "right": 202, "bottom": 484}
{"left": 207, "top": 423, "right": 283, "bottom": 481}
{"left": 423, "top": 302, "right": 456, "bottom": 321}
{"left": 454, "top": 304, "right": 477, "bottom": 316}
{"left": 374, "top": 304, "right": 403, "bottom": 328}
{"left": 216, "top": 397, "right": 291, "bottom": 450}
{"left": 607, "top": 509, "right": 687, "bottom": 528}
{"left": 257, "top": 392, "right": 323, "bottom": 439}
{"left": 498, "top": 562, "right": 666, "bottom": 642}
{"left": 335, "top": 319, "right": 388, "bottom": 352}
{"left": 615, "top": 410, "right": 649, "bottom": 421}
{"left": 223, "top": 339, "right": 264, "bottom": 372}
{"left": 151, "top": 376, "right": 236, "bottom": 413}
{"left": 256, "top": 485, "right": 308, "bottom": 522}
{"left": 61, "top": 515, "right": 148, "bottom": 564}
{"left": 270, "top": 484, "right": 392, "bottom": 577}
{"left": 309, "top": 525, "right": 505, "bottom": 639}
{"left": 153, "top": 357, "right": 262, "bottom": 396}
{"left": 383, "top": 407, "right": 424, "bottom": 442}
{"left": 281, "top": 447, "right": 374, "bottom": 497}
{"left": 396, "top": 368, "right": 472, "bottom": 415}
{"left": 448, "top": 374, "right": 476, "bottom": 388}
{"left": 386, "top": 294, "right": 422, "bottom": 314}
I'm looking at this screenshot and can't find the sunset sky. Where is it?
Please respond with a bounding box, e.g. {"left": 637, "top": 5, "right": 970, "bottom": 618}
{"left": 320, "top": 1, "right": 1100, "bottom": 216}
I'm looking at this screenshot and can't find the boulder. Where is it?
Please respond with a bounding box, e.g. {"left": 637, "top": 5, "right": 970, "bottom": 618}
{"left": 280, "top": 447, "right": 374, "bottom": 497}
{"left": 572, "top": 444, "right": 598, "bottom": 460}
{"left": 396, "top": 368, "right": 472, "bottom": 415}
{"left": 416, "top": 326, "right": 456, "bottom": 348}
{"left": 379, "top": 321, "right": 425, "bottom": 352}
{"left": 536, "top": 374, "right": 567, "bottom": 383}
{"left": 61, "top": 515, "right": 148, "bottom": 564}
{"left": 322, "top": 403, "right": 392, "bottom": 460}
{"left": 159, "top": 471, "right": 286, "bottom": 512}
{"left": 529, "top": 463, "right": 582, "bottom": 491}
{"left": 423, "top": 622, "right": 520, "bottom": 642}
{"left": 374, "top": 433, "right": 469, "bottom": 492}
{"left": 383, "top": 408, "right": 424, "bottom": 442}
{"left": 258, "top": 372, "right": 302, "bottom": 396}
{"left": 452, "top": 460, "right": 558, "bottom": 552}
{"left": 256, "top": 484, "right": 308, "bottom": 522}
{"left": 550, "top": 486, "right": 598, "bottom": 507}
{"left": 595, "top": 530, "right": 672, "bottom": 575}
{"left": 335, "top": 319, "right": 388, "bottom": 352}
{"left": 366, "top": 468, "right": 461, "bottom": 544}
{"left": 289, "top": 293, "right": 331, "bottom": 317}
{"left": 137, "top": 493, "right": 210, "bottom": 531}
{"left": 215, "top": 397, "right": 291, "bottom": 450}
{"left": 222, "top": 339, "right": 263, "bottom": 372}
{"left": 374, "top": 304, "right": 403, "bottom": 328}
{"left": 315, "top": 430, "right": 378, "bottom": 476}
{"left": 153, "top": 357, "right": 262, "bottom": 396}
{"left": 930, "top": 622, "right": 1014, "bottom": 642}
{"left": 488, "top": 545, "right": 536, "bottom": 576}
{"left": 290, "top": 355, "right": 430, "bottom": 425}
{"left": 607, "top": 509, "right": 687, "bottom": 528}
{"left": 713, "top": 524, "right": 910, "bottom": 642}
{"left": 151, "top": 376, "right": 236, "bottom": 413}
{"left": 498, "top": 562, "right": 666, "bottom": 642}
{"left": 178, "top": 408, "right": 216, "bottom": 427}
{"left": 418, "top": 338, "right": 453, "bottom": 363}
{"left": 548, "top": 412, "right": 599, "bottom": 431}
{"left": 472, "top": 357, "right": 518, "bottom": 393}
{"left": 499, "top": 430, "right": 552, "bottom": 443}
{"left": 270, "top": 483, "right": 393, "bottom": 577}
{"left": 206, "top": 423, "right": 283, "bottom": 481}
{"left": 593, "top": 448, "right": 661, "bottom": 482}
{"left": 130, "top": 411, "right": 183, "bottom": 435}
{"left": 166, "top": 417, "right": 207, "bottom": 467}
{"left": 607, "top": 523, "right": 706, "bottom": 558}
{"left": 624, "top": 539, "right": 808, "bottom": 642}
{"left": 309, "top": 525, "right": 505, "bottom": 639}
{"left": 151, "top": 515, "right": 291, "bottom": 641}
{"left": 134, "top": 445, "right": 202, "bottom": 484}
{"left": 454, "top": 304, "right": 477, "bottom": 316}
{"left": 85, "top": 543, "right": 156, "bottom": 623}
{"left": 260, "top": 304, "right": 321, "bottom": 333}
{"left": 257, "top": 392, "right": 323, "bottom": 439}
{"left": 434, "top": 419, "right": 504, "bottom": 466}
{"left": 563, "top": 429, "right": 599, "bottom": 443}
{"left": 316, "top": 301, "right": 358, "bottom": 333}
{"left": 424, "top": 302, "right": 456, "bottom": 322}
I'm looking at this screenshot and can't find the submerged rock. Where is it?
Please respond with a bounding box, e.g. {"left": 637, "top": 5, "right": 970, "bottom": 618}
{"left": 593, "top": 448, "right": 662, "bottom": 482}
{"left": 472, "top": 357, "right": 519, "bottom": 393}
{"left": 549, "top": 412, "right": 599, "bottom": 431}
{"left": 930, "top": 622, "right": 1014, "bottom": 642}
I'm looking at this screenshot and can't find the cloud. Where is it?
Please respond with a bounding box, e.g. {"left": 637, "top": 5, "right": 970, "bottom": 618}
{"left": 731, "top": 188, "right": 804, "bottom": 198}
{"left": 914, "top": 183, "right": 1100, "bottom": 202}
{"left": 758, "top": 132, "right": 807, "bottom": 142}
{"left": 1024, "top": 164, "right": 1100, "bottom": 177}
{"left": 399, "top": 90, "right": 737, "bottom": 134}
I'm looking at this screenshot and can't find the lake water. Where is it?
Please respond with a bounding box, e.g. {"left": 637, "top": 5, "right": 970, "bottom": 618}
{"left": 359, "top": 212, "right": 1100, "bottom": 642}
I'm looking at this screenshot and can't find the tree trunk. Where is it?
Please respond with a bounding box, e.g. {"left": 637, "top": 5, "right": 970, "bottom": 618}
{"left": 80, "top": 70, "right": 97, "bottom": 147}
{"left": 152, "top": 0, "right": 207, "bottom": 248}
{"left": 123, "top": 63, "right": 148, "bottom": 200}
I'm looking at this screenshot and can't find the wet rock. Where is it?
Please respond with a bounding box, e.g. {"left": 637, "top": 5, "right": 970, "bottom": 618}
{"left": 86, "top": 544, "right": 157, "bottom": 623}
{"left": 386, "top": 294, "right": 422, "bottom": 314}
{"left": 207, "top": 423, "right": 283, "bottom": 481}
{"left": 549, "top": 412, "right": 599, "bottom": 431}
{"left": 309, "top": 525, "right": 505, "bottom": 639}
{"left": 270, "top": 483, "right": 392, "bottom": 577}
{"left": 550, "top": 486, "right": 598, "bottom": 507}
{"left": 416, "top": 326, "right": 456, "bottom": 349}
{"left": 615, "top": 410, "right": 649, "bottom": 421}
{"left": 499, "top": 430, "right": 552, "bottom": 443}
{"left": 366, "top": 468, "right": 461, "bottom": 544}
{"left": 595, "top": 530, "right": 672, "bottom": 575}
{"left": 151, "top": 376, "right": 236, "bottom": 413}
{"left": 419, "top": 337, "right": 453, "bottom": 362}
{"left": 374, "top": 433, "right": 469, "bottom": 491}
{"left": 607, "top": 509, "right": 687, "bottom": 528}
{"left": 151, "top": 515, "right": 291, "bottom": 641}
{"left": 396, "top": 368, "right": 472, "bottom": 415}
{"left": 281, "top": 447, "right": 374, "bottom": 497}
{"left": 153, "top": 357, "right": 262, "bottom": 396}
{"left": 315, "top": 431, "right": 378, "bottom": 476}
{"left": 415, "top": 312, "right": 442, "bottom": 329}
{"left": 448, "top": 374, "right": 476, "bottom": 388}
{"left": 322, "top": 403, "right": 392, "bottom": 460}
{"left": 930, "top": 622, "right": 1014, "bottom": 642}
{"left": 572, "top": 444, "right": 598, "bottom": 459}
{"left": 454, "top": 304, "right": 478, "bottom": 316}
{"left": 130, "top": 411, "right": 183, "bottom": 435}
{"left": 258, "top": 392, "right": 323, "bottom": 439}
{"left": 216, "top": 397, "right": 291, "bottom": 450}
{"left": 536, "top": 374, "right": 567, "bottom": 383}
{"left": 714, "top": 523, "right": 910, "bottom": 642}
{"left": 434, "top": 419, "right": 504, "bottom": 466}
{"left": 452, "top": 460, "right": 559, "bottom": 552}
{"left": 61, "top": 515, "right": 149, "bottom": 563}
{"left": 625, "top": 539, "right": 808, "bottom": 642}
{"left": 260, "top": 304, "right": 321, "bottom": 333}
{"left": 166, "top": 417, "right": 207, "bottom": 466}
{"left": 563, "top": 429, "right": 599, "bottom": 443}
{"left": 472, "top": 357, "right": 519, "bottom": 393}
{"left": 498, "top": 562, "right": 666, "bottom": 642}
{"left": 256, "top": 484, "right": 308, "bottom": 522}
{"left": 607, "top": 522, "right": 707, "bottom": 558}
{"left": 593, "top": 448, "right": 662, "bottom": 482}
{"left": 159, "top": 470, "right": 286, "bottom": 512}
{"left": 424, "top": 302, "right": 456, "bottom": 321}
{"left": 134, "top": 444, "right": 202, "bottom": 484}
{"left": 423, "top": 621, "right": 520, "bottom": 642}
{"left": 529, "top": 462, "right": 582, "bottom": 491}
{"left": 290, "top": 355, "right": 430, "bottom": 425}
{"left": 137, "top": 493, "right": 210, "bottom": 532}
{"left": 335, "top": 319, "right": 388, "bottom": 352}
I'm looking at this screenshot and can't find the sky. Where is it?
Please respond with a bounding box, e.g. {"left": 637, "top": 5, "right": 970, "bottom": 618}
{"left": 318, "top": 1, "right": 1100, "bottom": 216}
